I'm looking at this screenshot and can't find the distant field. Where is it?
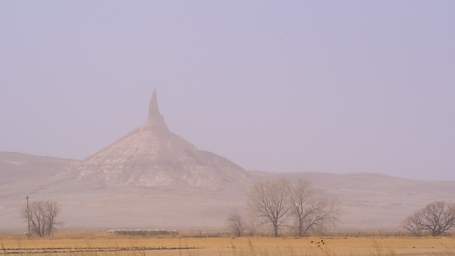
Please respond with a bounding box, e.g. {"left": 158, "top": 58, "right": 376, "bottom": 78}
{"left": 1, "top": 234, "right": 455, "bottom": 256}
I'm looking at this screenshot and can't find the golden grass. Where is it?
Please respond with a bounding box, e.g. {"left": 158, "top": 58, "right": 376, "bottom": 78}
{"left": 1, "top": 234, "right": 455, "bottom": 256}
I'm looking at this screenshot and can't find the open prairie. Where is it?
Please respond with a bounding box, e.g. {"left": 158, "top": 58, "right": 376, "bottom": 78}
{"left": 1, "top": 1, "right": 454, "bottom": 255}
{"left": 1, "top": 234, "right": 455, "bottom": 256}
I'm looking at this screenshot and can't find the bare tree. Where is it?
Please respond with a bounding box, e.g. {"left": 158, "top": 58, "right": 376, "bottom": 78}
{"left": 403, "top": 201, "right": 455, "bottom": 236}
{"left": 23, "top": 200, "right": 60, "bottom": 237}
{"left": 248, "top": 179, "right": 290, "bottom": 237}
{"left": 226, "top": 213, "right": 244, "bottom": 237}
{"left": 403, "top": 213, "right": 424, "bottom": 235}
{"left": 288, "top": 180, "right": 338, "bottom": 236}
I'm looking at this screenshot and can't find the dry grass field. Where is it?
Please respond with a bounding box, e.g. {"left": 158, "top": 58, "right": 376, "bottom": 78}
{"left": 1, "top": 234, "right": 455, "bottom": 256}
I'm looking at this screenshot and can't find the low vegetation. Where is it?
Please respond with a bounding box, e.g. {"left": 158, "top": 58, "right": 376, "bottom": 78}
{"left": 0, "top": 234, "right": 454, "bottom": 256}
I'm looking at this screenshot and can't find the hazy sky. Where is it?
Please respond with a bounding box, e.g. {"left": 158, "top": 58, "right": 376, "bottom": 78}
{"left": 1, "top": 1, "right": 454, "bottom": 180}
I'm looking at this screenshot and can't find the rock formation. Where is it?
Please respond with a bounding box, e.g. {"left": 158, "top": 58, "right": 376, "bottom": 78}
{"left": 74, "top": 90, "right": 249, "bottom": 190}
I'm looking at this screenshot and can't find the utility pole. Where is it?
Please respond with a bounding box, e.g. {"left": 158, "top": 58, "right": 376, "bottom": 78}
{"left": 26, "top": 195, "right": 30, "bottom": 236}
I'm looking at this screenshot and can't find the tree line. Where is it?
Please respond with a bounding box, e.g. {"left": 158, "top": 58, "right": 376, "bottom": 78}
{"left": 22, "top": 179, "right": 455, "bottom": 237}
{"left": 227, "top": 179, "right": 338, "bottom": 237}
{"left": 227, "top": 178, "right": 455, "bottom": 237}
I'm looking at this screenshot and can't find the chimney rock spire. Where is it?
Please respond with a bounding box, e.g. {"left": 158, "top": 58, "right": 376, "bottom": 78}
{"left": 149, "top": 90, "right": 160, "bottom": 119}
{"left": 146, "top": 90, "right": 168, "bottom": 130}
